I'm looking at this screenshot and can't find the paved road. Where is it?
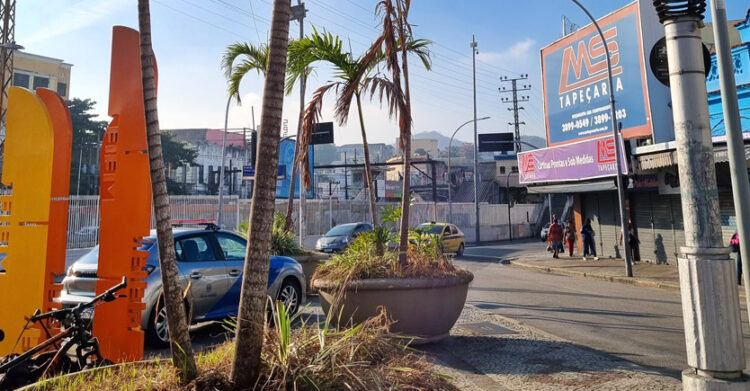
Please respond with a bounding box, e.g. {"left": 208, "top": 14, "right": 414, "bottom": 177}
{"left": 458, "top": 241, "right": 750, "bottom": 378}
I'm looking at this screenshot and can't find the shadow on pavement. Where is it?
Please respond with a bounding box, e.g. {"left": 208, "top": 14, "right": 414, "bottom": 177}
{"left": 423, "top": 334, "right": 682, "bottom": 383}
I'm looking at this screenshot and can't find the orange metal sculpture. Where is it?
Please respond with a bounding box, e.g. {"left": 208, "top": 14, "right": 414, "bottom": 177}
{"left": 91, "top": 26, "right": 153, "bottom": 363}
{"left": 36, "top": 88, "right": 73, "bottom": 333}
{"left": 0, "top": 87, "right": 54, "bottom": 355}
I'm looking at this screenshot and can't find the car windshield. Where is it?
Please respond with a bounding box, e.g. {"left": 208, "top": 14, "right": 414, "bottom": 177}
{"left": 418, "top": 224, "right": 445, "bottom": 235}
{"left": 325, "top": 224, "right": 356, "bottom": 237}
{"left": 77, "top": 239, "right": 155, "bottom": 265}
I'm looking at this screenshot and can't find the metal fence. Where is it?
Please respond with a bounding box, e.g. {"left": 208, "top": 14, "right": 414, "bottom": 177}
{"left": 65, "top": 195, "right": 544, "bottom": 249}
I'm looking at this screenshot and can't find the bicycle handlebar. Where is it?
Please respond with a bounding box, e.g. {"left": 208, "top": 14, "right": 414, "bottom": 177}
{"left": 30, "top": 277, "right": 128, "bottom": 322}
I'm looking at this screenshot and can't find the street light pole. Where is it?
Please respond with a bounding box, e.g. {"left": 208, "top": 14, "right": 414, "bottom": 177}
{"left": 471, "top": 35, "right": 480, "bottom": 244}
{"left": 217, "top": 95, "right": 231, "bottom": 228}
{"left": 571, "top": 0, "right": 632, "bottom": 277}
{"left": 448, "top": 116, "right": 490, "bottom": 224}
{"left": 653, "top": 1, "right": 747, "bottom": 388}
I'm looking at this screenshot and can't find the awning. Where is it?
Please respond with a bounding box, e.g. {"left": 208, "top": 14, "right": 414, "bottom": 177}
{"left": 634, "top": 144, "right": 750, "bottom": 172}
{"left": 526, "top": 179, "right": 617, "bottom": 194}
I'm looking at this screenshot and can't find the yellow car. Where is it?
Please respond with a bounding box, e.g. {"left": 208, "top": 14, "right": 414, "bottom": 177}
{"left": 417, "top": 222, "right": 466, "bottom": 256}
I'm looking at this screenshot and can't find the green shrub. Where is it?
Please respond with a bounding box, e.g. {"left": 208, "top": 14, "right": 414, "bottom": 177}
{"left": 237, "top": 212, "right": 305, "bottom": 256}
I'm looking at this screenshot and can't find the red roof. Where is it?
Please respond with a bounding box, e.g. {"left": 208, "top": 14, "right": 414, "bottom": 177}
{"left": 205, "top": 129, "right": 246, "bottom": 148}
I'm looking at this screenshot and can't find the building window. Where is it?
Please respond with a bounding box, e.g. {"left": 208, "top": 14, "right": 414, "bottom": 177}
{"left": 512, "top": 166, "right": 518, "bottom": 173}
{"left": 12, "top": 72, "right": 29, "bottom": 88}
{"left": 57, "top": 82, "right": 67, "bottom": 97}
{"left": 32, "top": 76, "right": 49, "bottom": 89}
{"left": 500, "top": 166, "right": 506, "bottom": 174}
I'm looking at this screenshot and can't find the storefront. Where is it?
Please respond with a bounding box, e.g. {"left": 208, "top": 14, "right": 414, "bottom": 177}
{"left": 521, "top": 1, "right": 750, "bottom": 264}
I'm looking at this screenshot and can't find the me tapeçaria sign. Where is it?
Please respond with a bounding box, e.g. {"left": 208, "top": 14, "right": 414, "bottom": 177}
{"left": 541, "top": 2, "right": 653, "bottom": 146}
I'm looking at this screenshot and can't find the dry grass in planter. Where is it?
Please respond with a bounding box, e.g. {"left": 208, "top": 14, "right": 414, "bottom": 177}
{"left": 30, "top": 304, "right": 458, "bottom": 391}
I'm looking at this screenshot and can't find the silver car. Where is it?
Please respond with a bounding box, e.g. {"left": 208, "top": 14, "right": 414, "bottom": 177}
{"left": 59, "top": 226, "right": 306, "bottom": 347}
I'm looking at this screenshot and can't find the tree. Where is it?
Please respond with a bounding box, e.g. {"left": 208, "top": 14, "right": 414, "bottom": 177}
{"left": 230, "top": 0, "right": 290, "bottom": 387}
{"left": 137, "top": 0, "right": 197, "bottom": 381}
{"left": 160, "top": 131, "right": 198, "bottom": 195}
{"left": 290, "top": 28, "right": 429, "bottom": 255}
{"left": 344, "top": 0, "right": 419, "bottom": 266}
{"left": 222, "top": 40, "right": 305, "bottom": 234}
{"left": 67, "top": 98, "right": 107, "bottom": 195}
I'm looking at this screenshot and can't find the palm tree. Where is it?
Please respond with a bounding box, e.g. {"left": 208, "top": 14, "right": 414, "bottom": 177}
{"left": 337, "top": 0, "right": 422, "bottom": 265}
{"left": 222, "top": 41, "right": 305, "bottom": 234}
{"left": 137, "top": 0, "right": 197, "bottom": 381}
{"left": 290, "top": 29, "right": 429, "bottom": 255}
{"left": 230, "top": 0, "right": 290, "bottom": 387}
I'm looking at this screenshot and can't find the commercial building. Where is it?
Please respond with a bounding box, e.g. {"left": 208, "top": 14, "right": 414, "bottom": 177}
{"left": 520, "top": 1, "right": 750, "bottom": 264}
{"left": 12, "top": 51, "right": 71, "bottom": 98}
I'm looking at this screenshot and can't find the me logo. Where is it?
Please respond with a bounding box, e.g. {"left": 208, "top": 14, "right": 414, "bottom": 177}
{"left": 559, "top": 27, "right": 622, "bottom": 94}
{"left": 521, "top": 154, "right": 535, "bottom": 173}
{"left": 596, "top": 138, "right": 616, "bottom": 163}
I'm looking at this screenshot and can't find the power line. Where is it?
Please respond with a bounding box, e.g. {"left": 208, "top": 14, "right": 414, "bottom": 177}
{"left": 152, "top": 0, "right": 245, "bottom": 39}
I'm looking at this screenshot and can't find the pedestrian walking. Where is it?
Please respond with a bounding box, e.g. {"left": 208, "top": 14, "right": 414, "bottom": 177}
{"left": 548, "top": 218, "right": 563, "bottom": 259}
{"left": 581, "top": 218, "right": 598, "bottom": 261}
{"left": 619, "top": 221, "right": 640, "bottom": 263}
{"left": 563, "top": 220, "right": 576, "bottom": 257}
{"left": 731, "top": 231, "right": 742, "bottom": 285}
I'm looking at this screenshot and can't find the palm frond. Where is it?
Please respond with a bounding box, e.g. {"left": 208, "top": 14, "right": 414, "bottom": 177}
{"left": 221, "top": 42, "right": 269, "bottom": 103}
{"left": 298, "top": 82, "right": 343, "bottom": 188}
{"left": 361, "top": 76, "right": 402, "bottom": 121}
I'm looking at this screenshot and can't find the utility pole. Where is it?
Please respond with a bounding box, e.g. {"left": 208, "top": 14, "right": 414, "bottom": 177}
{"left": 499, "top": 75, "right": 530, "bottom": 153}
{"left": 290, "top": 0, "right": 307, "bottom": 247}
{"left": 0, "top": 0, "right": 20, "bottom": 169}
{"left": 710, "top": 0, "right": 750, "bottom": 316}
{"left": 471, "top": 35, "right": 480, "bottom": 244}
{"left": 653, "top": 1, "right": 748, "bottom": 389}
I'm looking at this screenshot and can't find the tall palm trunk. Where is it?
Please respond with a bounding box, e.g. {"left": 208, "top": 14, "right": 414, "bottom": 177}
{"left": 137, "top": 0, "right": 197, "bottom": 381}
{"left": 355, "top": 92, "right": 382, "bottom": 254}
{"left": 231, "top": 0, "right": 290, "bottom": 387}
{"left": 396, "top": 0, "right": 412, "bottom": 267}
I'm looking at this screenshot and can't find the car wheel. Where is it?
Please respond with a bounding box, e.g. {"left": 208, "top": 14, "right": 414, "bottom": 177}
{"left": 145, "top": 300, "right": 170, "bottom": 348}
{"left": 277, "top": 279, "right": 301, "bottom": 316}
{"left": 456, "top": 243, "right": 464, "bottom": 256}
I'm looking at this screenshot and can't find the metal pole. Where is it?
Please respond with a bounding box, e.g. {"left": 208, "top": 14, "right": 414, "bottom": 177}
{"left": 710, "top": 0, "right": 750, "bottom": 318}
{"left": 297, "top": 0, "right": 307, "bottom": 247}
{"left": 471, "top": 35, "right": 480, "bottom": 244}
{"left": 76, "top": 144, "right": 84, "bottom": 195}
{"left": 217, "top": 95, "right": 231, "bottom": 227}
{"left": 654, "top": 1, "right": 746, "bottom": 387}
{"left": 448, "top": 117, "right": 489, "bottom": 224}
{"left": 571, "top": 0, "right": 632, "bottom": 277}
{"left": 507, "top": 171, "right": 513, "bottom": 242}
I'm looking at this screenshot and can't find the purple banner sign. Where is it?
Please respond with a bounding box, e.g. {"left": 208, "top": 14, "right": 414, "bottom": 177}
{"left": 518, "top": 136, "right": 627, "bottom": 184}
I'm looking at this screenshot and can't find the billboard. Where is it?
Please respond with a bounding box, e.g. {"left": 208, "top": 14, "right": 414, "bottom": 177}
{"left": 541, "top": 1, "right": 673, "bottom": 146}
{"left": 518, "top": 135, "right": 627, "bottom": 184}
{"left": 275, "top": 139, "right": 314, "bottom": 199}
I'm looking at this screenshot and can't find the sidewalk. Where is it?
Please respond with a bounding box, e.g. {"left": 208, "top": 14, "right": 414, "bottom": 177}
{"left": 428, "top": 305, "right": 680, "bottom": 390}
{"left": 507, "top": 253, "right": 685, "bottom": 292}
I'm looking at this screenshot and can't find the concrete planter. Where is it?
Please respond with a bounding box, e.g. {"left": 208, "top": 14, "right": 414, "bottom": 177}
{"left": 314, "top": 271, "right": 474, "bottom": 343}
{"left": 292, "top": 252, "right": 330, "bottom": 292}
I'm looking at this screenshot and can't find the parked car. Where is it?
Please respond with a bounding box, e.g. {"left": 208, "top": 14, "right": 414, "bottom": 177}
{"left": 58, "top": 226, "right": 306, "bottom": 347}
{"left": 315, "top": 222, "right": 373, "bottom": 253}
{"left": 540, "top": 223, "right": 551, "bottom": 242}
{"left": 416, "top": 222, "right": 465, "bottom": 256}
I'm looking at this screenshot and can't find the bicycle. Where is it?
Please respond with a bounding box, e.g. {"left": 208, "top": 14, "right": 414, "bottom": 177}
{"left": 0, "top": 277, "right": 127, "bottom": 390}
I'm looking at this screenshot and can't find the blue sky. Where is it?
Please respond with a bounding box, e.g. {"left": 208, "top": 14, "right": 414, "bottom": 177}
{"left": 16, "top": 0, "right": 749, "bottom": 146}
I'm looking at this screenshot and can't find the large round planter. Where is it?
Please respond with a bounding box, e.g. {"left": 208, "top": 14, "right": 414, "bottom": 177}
{"left": 293, "top": 253, "right": 330, "bottom": 293}
{"left": 314, "top": 272, "right": 474, "bottom": 343}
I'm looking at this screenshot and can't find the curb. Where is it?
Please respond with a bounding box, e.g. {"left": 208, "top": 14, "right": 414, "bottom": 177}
{"left": 507, "top": 260, "right": 683, "bottom": 292}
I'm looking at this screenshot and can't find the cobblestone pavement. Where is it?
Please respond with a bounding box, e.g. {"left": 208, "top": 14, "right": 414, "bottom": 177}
{"left": 426, "top": 305, "right": 681, "bottom": 391}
